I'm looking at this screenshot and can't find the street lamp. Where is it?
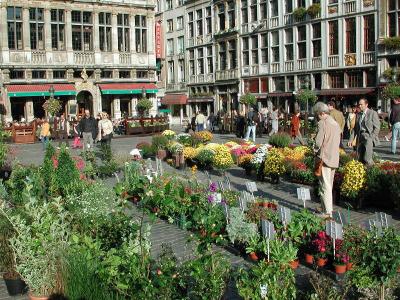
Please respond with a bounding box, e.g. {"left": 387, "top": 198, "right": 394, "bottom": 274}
{"left": 141, "top": 87, "right": 146, "bottom": 99}
{"left": 49, "top": 85, "right": 55, "bottom": 100}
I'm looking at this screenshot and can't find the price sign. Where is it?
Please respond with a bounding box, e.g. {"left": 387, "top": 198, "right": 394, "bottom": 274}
{"left": 325, "top": 220, "right": 343, "bottom": 256}
{"left": 375, "top": 212, "right": 392, "bottom": 229}
{"left": 224, "top": 175, "right": 232, "bottom": 191}
{"left": 114, "top": 172, "right": 120, "bottom": 183}
{"left": 261, "top": 220, "right": 276, "bottom": 240}
{"left": 260, "top": 284, "right": 268, "bottom": 298}
{"left": 296, "top": 187, "right": 311, "bottom": 208}
{"left": 365, "top": 219, "right": 383, "bottom": 236}
{"left": 245, "top": 181, "right": 258, "bottom": 194}
{"left": 278, "top": 206, "right": 291, "bottom": 225}
{"left": 222, "top": 203, "right": 229, "bottom": 224}
{"left": 333, "top": 211, "right": 349, "bottom": 226}
{"left": 146, "top": 158, "right": 153, "bottom": 171}
{"left": 156, "top": 158, "right": 164, "bottom": 176}
{"left": 145, "top": 175, "right": 153, "bottom": 184}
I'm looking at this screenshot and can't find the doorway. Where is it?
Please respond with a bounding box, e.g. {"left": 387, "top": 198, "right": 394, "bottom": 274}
{"left": 76, "top": 91, "right": 93, "bottom": 116}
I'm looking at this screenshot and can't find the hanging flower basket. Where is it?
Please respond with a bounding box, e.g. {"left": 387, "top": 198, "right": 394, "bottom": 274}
{"left": 42, "top": 98, "right": 61, "bottom": 116}
{"left": 239, "top": 93, "right": 257, "bottom": 106}
{"left": 295, "top": 89, "right": 318, "bottom": 106}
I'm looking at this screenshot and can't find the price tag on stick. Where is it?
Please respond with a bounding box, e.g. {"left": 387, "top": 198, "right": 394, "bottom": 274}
{"left": 156, "top": 158, "right": 164, "bottom": 176}
{"left": 375, "top": 212, "right": 392, "bottom": 229}
{"left": 261, "top": 220, "right": 275, "bottom": 262}
{"left": 325, "top": 221, "right": 343, "bottom": 256}
{"left": 333, "top": 210, "right": 349, "bottom": 226}
{"left": 204, "top": 171, "right": 212, "bottom": 185}
{"left": 222, "top": 203, "right": 230, "bottom": 224}
{"left": 278, "top": 206, "right": 291, "bottom": 226}
{"left": 224, "top": 175, "right": 232, "bottom": 191}
{"left": 245, "top": 181, "right": 258, "bottom": 195}
{"left": 260, "top": 284, "right": 268, "bottom": 298}
{"left": 218, "top": 181, "right": 225, "bottom": 191}
{"left": 296, "top": 187, "right": 311, "bottom": 208}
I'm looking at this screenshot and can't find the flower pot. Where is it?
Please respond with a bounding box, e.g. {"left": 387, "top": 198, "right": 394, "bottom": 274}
{"left": 305, "top": 253, "right": 314, "bottom": 264}
{"left": 334, "top": 264, "right": 347, "bottom": 274}
{"left": 29, "top": 293, "right": 49, "bottom": 300}
{"left": 249, "top": 252, "right": 259, "bottom": 261}
{"left": 289, "top": 259, "right": 299, "bottom": 269}
{"left": 157, "top": 150, "right": 167, "bottom": 160}
{"left": 316, "top": 257, "right": 328, "bottom": 267}
{"left": 200, "top": 229, "right": 207, "bottom": 237}
{"left": 4, "top": 278, "right": 27, "bottom": 296}
{"left": 211, "top": 232, "right": 218, "bottom": 238}
{"left": 261, "top": 202, "right": 269, "bottom": 208}
{"left": 346, "top": 262, "right": 354, "bottom": 271}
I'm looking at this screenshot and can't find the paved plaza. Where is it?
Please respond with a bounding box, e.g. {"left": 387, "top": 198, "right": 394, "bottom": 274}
{"left": 1, "top": 130, "right": 400, "bottom": 299}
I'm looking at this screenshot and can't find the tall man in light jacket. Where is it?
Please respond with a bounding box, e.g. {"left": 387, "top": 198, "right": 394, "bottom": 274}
{"left": 348, "top": 98, "right": 380, "bottom": 165}
{"left": 314, "top": 102, "right": 341, "bottom": 218}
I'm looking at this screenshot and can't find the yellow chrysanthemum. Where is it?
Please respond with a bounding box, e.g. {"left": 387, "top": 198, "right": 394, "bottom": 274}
{"left": 213, "top": 144, "right": 234, "bottom": 170}
{"left": 264, "top": 148, "right": 286, "bottom": 176}
{"left": 183, "top": 147, "right": 197, "bottom": 159}
{"left": 340, "top": 160, "right": 366, "bottom": 198}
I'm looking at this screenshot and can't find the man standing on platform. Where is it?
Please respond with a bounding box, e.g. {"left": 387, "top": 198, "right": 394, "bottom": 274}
{"left": 314, "top": 102, "right": 341, "bottom": 218}
{"left": 348, "top": 98, "right": 380, "bottom": 165}
{"left": 78, "top": 109, "right": 98, "bottom": 151}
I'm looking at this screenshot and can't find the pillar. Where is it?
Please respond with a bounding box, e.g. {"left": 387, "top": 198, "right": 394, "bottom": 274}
{"left": 25, "top": 100, "right": 34, "bottom": 122}
{"left": 111, "top": 13, "right": 118, "bottom": 64}
{"left": 93, "top": 11, "right": 100, "bottom": 63}
{"left": 65, "top": 9, "right": 73, "bottom": 64}
{"left": 207, "top": 103, "right": 211, "bottom": 116}
{"left": 22, "top": 8, "right": 30, "bottom": 51}
{"left": 131, "top": 96, "right": 137, "bottom": 116}
{"left": 44, "top": 9, "right": 52, "bottom": 51}
{"left": 113, "top": 97, "right": 121, "bottom": 119}
{"left": 180, "top": 106, "right": 183, "bottom": 124}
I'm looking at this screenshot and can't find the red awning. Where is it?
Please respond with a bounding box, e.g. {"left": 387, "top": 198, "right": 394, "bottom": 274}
{"left": 161, "top": 94, "right": 188, "bottom": 105}
{"left": 320, "top": 88, "right": 375, "bottom": 96}
{"left": 7, "top": 84, "right": 75, "bottom": 92}
{"left": 98, "top": 83, "right": 157, "bottom": 90}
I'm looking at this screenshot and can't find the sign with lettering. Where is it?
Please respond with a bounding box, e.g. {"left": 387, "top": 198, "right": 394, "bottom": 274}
{"left": 365, "top": 219, "right": 383, "bottom": 236}
{"left": 218, "top": 181, "right": 225, "bottom": 191}
{"left": 325, "top": 221, "right": 343, "bottom": 240}
{"left": 222, "top": 203, "right": 229, "bottom": 224}
{"left": 296, "top": 187, "right": 311, "bottom": 208}
{"left": 333, "top": 211, "right": 349, "bottom": 226}
{"left": 261, "top": 220, "right": 276, "bottom": 240}
{"left": 204, "top": 171, "right": 212, "bottom": 185}
{"left": 156, "top": 158, "right": 163, "bottom": 176}
{"left": 246, "top": 181, "right": 258, "bottom": 193}
{"left": 278, "top": 206, "right": 291, "bottom": 225}
{"left": 155, "top": 21, "right": 163, "bottom": 59}
{"left": 375, "top": 212, "right": 392, "bottom": 229}
{"left": 260, "top": 284, "right": 268, "bottom": 298}
{"left": 215, "top": 193, "right": 222, "bottom": 203}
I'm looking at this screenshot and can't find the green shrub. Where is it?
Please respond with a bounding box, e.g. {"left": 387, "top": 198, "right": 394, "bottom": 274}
{"left": 195, "top": 148, "right": 215, "bottom": 166}
{"left": 240, "top": 93, "right": 257, "bottom": 106}
{"left": 293, "top": 7, "right": 307, "bottom": 20}
{"left": 382, "top": 36, "right": 400, "bottom": 51}
{"left": 307, "top": 3, "right": 320, "bottom": 18}
{"left": 54, "top": 148, "right": 80, "bottom": 195}
{"left": 268, "top": 133, "right": 292, "bottom": 148}
{"left": 152, "top": 134, "right": 169, "bottom": 151}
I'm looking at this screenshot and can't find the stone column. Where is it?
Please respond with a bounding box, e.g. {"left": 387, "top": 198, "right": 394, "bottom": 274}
{"left": 93, "top": 11, "right": 101, "bottom": 64}
{"left": 113, "top": 97, "right": 121, "bottom": 119}
{"left": 44, "top": 9, "right": 52, "bottom": 65}
{"left": 180, "top": 106, "right": 183, "bottom": 124}
{"left": 111, "top": 13, "right": 118, "bottom": 64}
{"left": 149, "top": 95, "right": 157, "bottom": 116}
{"left": 130, "top": 14, "right": 136, "bottom": 54}
{"left": 4, "top": 91, "right": 13, "bottom": 123}
{"left": 131, "top": 96, "right": 137, "bottom": 116}
{"left": 25, "top": 100, "right": 34, "bottom": 122}
{"left": 22, "top": 7, "right": 31, "bottom": 63}
{"left": 0, "top": 5, "right": 9, "bottom": 64}
{"left": 65, "top": 9, "right": 73, "bottom": 64}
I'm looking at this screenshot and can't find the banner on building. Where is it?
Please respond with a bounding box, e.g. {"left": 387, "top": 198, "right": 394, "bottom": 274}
{"left": 155, "top": 21, "right": 163, "bottom": 59}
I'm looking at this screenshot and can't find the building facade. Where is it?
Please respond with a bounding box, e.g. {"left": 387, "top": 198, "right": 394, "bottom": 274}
{"left": 0, "top": 0, "right": 157, "bottom": 122}
{"left": 157, "top": 0, "right": 398, "bottom": 123}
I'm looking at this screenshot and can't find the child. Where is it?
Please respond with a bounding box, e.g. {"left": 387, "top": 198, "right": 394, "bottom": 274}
{"left": 72, "top": 120, "right": 83, "bottom": 149}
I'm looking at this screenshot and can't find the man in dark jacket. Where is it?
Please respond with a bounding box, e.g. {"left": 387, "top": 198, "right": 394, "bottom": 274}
{"left": 390, "top": 98, "right": 400, "bottom": 154}
{"left": 78, "top": 109, "right": 98, "bottom": 151}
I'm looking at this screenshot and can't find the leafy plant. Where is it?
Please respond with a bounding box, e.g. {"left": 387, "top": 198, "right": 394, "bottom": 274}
{"left": 240, "top": 93, "right": 257, "bottom": 106}
{"left": 268, "top": 133, "right": 291, "bottom": 148}
{"left": 293, "top": 7, "right": 307, "bottom": 20}
{"left": 295, "top": 89, "right": 318, "bottom": 105}
{"left": 236, "top": 261, "right": 296, "bottom": 300}
{"left": 0, "top": 123, "right": 10, "bottom": 169}
{"left": 54, "top": 147, "right": 81, "bottom": 196}
{"left": 43, "top": 98, "right": 62, "bottom": 116}
{"left": 227, "top": 207, "right": 259, "bottom": 245}
{"left": 152, "top": 134, "right": 169, "bottom": 151}
{"left": 269, "top": 239, "right": 298, "bottom": 265}
{"left": 307, "top": 3, "right": 321, "bottom": 18}
{"left": 136, "top": 97, "right": 153, "bottom": 114}
{"left": 382, "top": 83, "right": 400, "bottom": 101}
{"left": 382, "top": 36, "right": 400, "bottom": 51}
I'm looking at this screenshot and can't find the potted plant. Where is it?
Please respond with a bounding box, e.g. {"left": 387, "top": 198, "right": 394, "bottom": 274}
{"left": 0, "top": 194, "right": 70, "bottom": 300}
{"left": 295, "top": 89, "right": 318, "bottom": 108}
{"left": 245, "top": 235, "right": 260, "bottom": 261}
{"left": 292, "top": 7, "right": 307, "bottom": 20}
{"left": 382, "top": 82, "right": 400, "bottom": 102}
{"left": 307, "top": 3, "right": 321, "bottom": 18}
{"left": 312, "top": 231, "right": 332, "bottom": 267}
{"left": 136, "top": 97, "right": 153, "bottom": 116}
{"left": 239, "top": 93, "right": 257, "bottom": 107}
{"left": 382, "top": 36, "right": 400, "bottom": 51}
{"left": 152, "top": 134, "right": 169, "bottom": 160}
{"left": 263, "top": 148, "right": 285, "bottom": 184}
{"left": 332, "top": 239, "right": 348, "bottom": 274}
{"left": 269, "top": 239, "right": 299, "bottom": 269}
{"left": 341, "top": 224, "right": 367, "bottom": 270}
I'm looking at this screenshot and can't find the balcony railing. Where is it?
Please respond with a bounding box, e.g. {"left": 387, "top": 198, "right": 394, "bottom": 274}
{"left": 328, "top": 55, "right": 339, "bottom": 67}
{"left": 32, "top": 51, "right": 46, "bottom": 64}
{"left": 271, "top": 62, "right": 280, "bottom": 73}
{"left": 344, "top": 0, "right": 357, "bottom": 13}
{"left": 312, "top": 57, "right": 322, "bottom": 69}
{"left": 285, "top": 61, "right": 294, "bottom": 72}
{"left": 362, "top": 52, "right": 375, "bottom": 64}
{"left": 119, "top": 53, "right": 131, "bottom": 65}
{"left": 189, "top": 74, "right": 214, "bottom": 84}
{"left": 270, "top": 16, "right": 279, "bottom": 28}
{"left": 251, "top": 65, "right": 259, "bottom": 75}
{"left": 284, "top": 14, "right": 293, "bottom": 25}
{"left": 74, "top": 52, "right": 94, "bottom": 65}
{"left": 166, "top": 83, "right": 186, "bottom": 91}
{"left": 197, "top": 35, "right": 204, "bottom": 45}
{"left": 216, "top": 69, "right": 238, "bottom": 80}
{"left": 297, "top": 59, "right": 307, "bottom": 70}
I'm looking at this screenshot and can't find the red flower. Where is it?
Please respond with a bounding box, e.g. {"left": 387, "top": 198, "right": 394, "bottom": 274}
{"left": 52, "top": 156, "right": 59, "bottom": 168}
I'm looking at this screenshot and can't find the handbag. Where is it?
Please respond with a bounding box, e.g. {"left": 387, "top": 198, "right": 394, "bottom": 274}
{"left": 314, "top": 157, "right": 323, "bottom": 177}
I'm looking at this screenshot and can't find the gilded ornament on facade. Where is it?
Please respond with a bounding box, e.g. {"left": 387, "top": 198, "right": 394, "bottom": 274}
{"left": 344, "top": 54, "right": 356, "bottom": 66}
{"left": 363, "top": 0, "right": 374, "bottom": 7}
{"left": 328, "top": 6, "right": 338, "bottom": 14}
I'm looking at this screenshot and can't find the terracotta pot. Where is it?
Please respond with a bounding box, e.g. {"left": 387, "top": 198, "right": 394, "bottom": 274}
{"left": 305, "top": 253, "right": 314, "bottom": 264}
{"left": 334, "top": 264, "right": 347, "bottom": 274}
{"left": 289, "top": 259, "right": 299, "bottom": 269}
{"left": 200, "top": 229, "right": 207, "bottom": 237}
{"left": 316, "top": 257, "right": 328, "bottom": 267}
{"left": 152, "top": 207, "right": 159, "bottom": 213}
{"left": 29, "top": 294, "right": 49, "bottom": 300}
{"left": 346, "top": 262, "right": 354, "bottom": 271}
{"left": 210, "top": 232, "right": 218, "bottom": 238}
{"left": 121, "top": 191, "right": 129, "bottom": 199}
{"left": 397, "top": 265, "right": 400, "bottom": 273}
{"left": 249, "top": 252, "right": 259, "bottom": 261}
{"left": 157, "top": 149, "right": 167, "bottom": 160}
{"left": 262, "top": 202, "right": 269, "bottom": 208}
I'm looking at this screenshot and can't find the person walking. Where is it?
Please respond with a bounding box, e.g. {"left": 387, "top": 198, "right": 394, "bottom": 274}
{"left": 348, "top": 98, "right": 380, "bottom": 165}
{"left": 57, "top": 114, "right": 70, "bottom": 148}
{"left": 195, "top": 111, "right": 206, "bottom": 131}
{"left": 290, "top": 110, "right": 306, "bottom": 145}
{"left": 269, "top": 106, "right": 279, "bottom": 136}
{"left": 72, "top": 117, "right": 82, "bottom": 149}
{"left": 245, "top": 107, "right": 257, "bottom": 142}
{"left": 390, "top": 98, "right": 400, "bottom": 154}
{"left": 208, "top": 112, "right": 215, "bottom": 132}
{"left": 314, "top": 102, "right": 341, "bottom": 218}
{"left": 40, "top": 117, "right": 51, "bottom": 151}
{"left": 78, "top": 109, "right": 98, "bottom": 151}
{"left": 97, "top": 112, "right": 114, "bottom": 146}
{"left": 328, "top": 101, "right": 345, "bottom": 147}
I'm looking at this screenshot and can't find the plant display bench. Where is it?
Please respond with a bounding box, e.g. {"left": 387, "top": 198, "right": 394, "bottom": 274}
{"left": 7, "top": 124, "right": 37, "bottom": 144}
{"left": 125, "top": 116, "right": 169, "bottom": 135}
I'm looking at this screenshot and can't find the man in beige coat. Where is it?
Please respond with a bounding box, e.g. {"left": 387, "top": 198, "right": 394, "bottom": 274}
{"left": 314, "top": 102, "right": 341, "bottom": 218}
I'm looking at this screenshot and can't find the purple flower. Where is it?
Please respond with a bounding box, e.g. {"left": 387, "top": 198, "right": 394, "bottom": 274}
{"left": 221, "top": 199, "right": 227, "bottom": 205}
{"left": 209, "top": 182, "right": 218, "bottom": 192}
{"left": 207, "top": 194, "right": 215, "bottom": 203}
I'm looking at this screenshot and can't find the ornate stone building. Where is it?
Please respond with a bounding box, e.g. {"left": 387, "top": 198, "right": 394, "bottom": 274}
{"left": 0, "top": 0, "right": 157, "bottom": 122}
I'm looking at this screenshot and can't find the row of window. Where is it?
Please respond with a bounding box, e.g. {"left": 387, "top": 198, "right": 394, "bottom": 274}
{"left": 166, "top": 36, "right": 184, "bottom": 56}
{"left": 166, "top": 16, "right": 184, "bottom": 32}
{"left": 167, "top": 59, "right": 185, "bottom": 83}
{"left": 7, "top": 7, "right": 147, "bottom": 52}
{"left": 8, "top": 69, "right": 149, "bottom": 80}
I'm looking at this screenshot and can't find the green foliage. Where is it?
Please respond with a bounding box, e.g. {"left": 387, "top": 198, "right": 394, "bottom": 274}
{"left": 226, "top": 207, "right": 259, "bottom": 244}
{"left": 382, "top": 36, "right": 400, "bottom": 51}
{"left": 307, "top": 3, "right": 321, "bottom": 18}
{"left": 0, "top": 214, "right": 16, "bottom": 277}
{"left": 293, "top": 7, "right": 307, "bottom": 20}
{"left": 43, "top": 98, "right": 62, "bottom": 116}
{"left": 382, "top": 83, "right": 400, "bottom": 101}
{"left": 236, "top": 261, "right": 296, "bottom": 300}
{"left": 195, "top": 148, "right": 215, "bottom": 166}
{"left": 141, "top": 144, "right": 156, "bottom": 158}
{"left": 41, "top": 143, "right": 56, "bottom": 188}
{"left": 0, "top": 123, "right": 10, "bottom": 169}
{"left": 382, "top": 67, "right": 399, "bottom": 81}
{"left": 54, "top": 148, "right": 80, "bottom": 195}
{"left": 152, "top": 134, "right": 169, "bottom": 151}
{"left": 269, "top": 239, "right": 298, "bottom": 265}
{"left": 240, "top": 93, "right": 257, "bottom": 106}
{"left": 295, "top": 89, "right": 318, "bottom": 105}
{"left": 268, "top": 133, "right": 292, "bottom": 148}
{"left": 136, "top": 97, "right": 153, "bottom": 113}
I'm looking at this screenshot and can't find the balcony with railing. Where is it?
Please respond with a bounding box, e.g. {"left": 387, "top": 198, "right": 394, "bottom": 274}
{"left": 119, "top": 53, "right": 131, "bottom": 65}
{"left": 328, "top": 55, "right": 339, "bottom": 67}
{"left": 285, "top": 61, "right": 294, "bottom": 72}
{"left": 270, "top": 16, "right": 279, "bottom": 28}
{"left": 216, "top": 69, "right": 238, "bottom": 81}
{"left": 344, "top": 0, "right": 357, "bottom": 13}
{"left": 241, "top": 24, "right": 249, "bottom": 34}
{"left": 32, "top": 51, "right": 46, "bottom": 64}
{"left": 312, "top": 57, "right": 322, "bottom": 69}
{"left": 362, "top": 52, "right": 375, "bottom": 64}
{"left": 283, "top": 14, "right": 293, "bottom": 25}
{"left": 189, "top": 73, "right": 214, "bottom": 84}
{"left": 271, "top": 63, "right": 280, "bottom": 73}
{"left": 297, "top": 59, "right": 307, "bottom": 70}
{"left": 166, "top": 82, "right": 186, "bottom": 91}
{"left": 251, "top": 65, "right": 259, "bottom": 75}
{"left": 74, "top": 52, "right": 95, "bottom": 65}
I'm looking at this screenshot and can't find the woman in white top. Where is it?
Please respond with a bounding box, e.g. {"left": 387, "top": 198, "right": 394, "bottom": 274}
{"left": 97, "top": 112, "right": 114, "bottom": 146}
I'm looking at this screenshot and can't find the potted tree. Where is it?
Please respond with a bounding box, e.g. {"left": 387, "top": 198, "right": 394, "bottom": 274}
{"left": 295, "top": 89, "right": 317, "bottom": 111}
{"left": 136, "top": 97, "right": 153, "bottom": 117}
